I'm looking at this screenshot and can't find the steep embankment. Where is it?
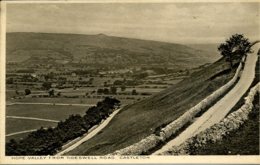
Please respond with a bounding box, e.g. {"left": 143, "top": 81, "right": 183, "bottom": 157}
{"left": 6, "top": 32, "right": 218, "bottom": 69}
{"left": 163, "top": 83, "right": 259, "bottom": 155}
{"left": 67, "top": 57, "right": 239, "bottom": 155}
{"left": 154, "top": 49, "right": 258, "bottom": 155}
{"left": 174, "top": 56, "right": 260, "bottom": 155}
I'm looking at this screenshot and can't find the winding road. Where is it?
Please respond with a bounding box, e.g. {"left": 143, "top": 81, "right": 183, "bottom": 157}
{"left": 153, "top": 44, "right": 259, "bottom": 155}
{"left": 55, "top": 108, "right": 121, "bottom": 156}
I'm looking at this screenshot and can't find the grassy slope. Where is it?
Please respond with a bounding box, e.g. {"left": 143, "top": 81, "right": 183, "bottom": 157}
{"left": 6, "top": 32, "right": 219, "bottom": 69}
{"left": 189, "top": 56, "right": 259, "bottom": 155}
{"left": 187, "top": 44, "right": 220, "bottom": 55}
{"left": 68, "top": 57, "right": 237, "bottom": 155}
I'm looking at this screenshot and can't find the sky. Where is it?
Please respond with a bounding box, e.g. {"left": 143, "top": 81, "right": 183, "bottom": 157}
{"left": 6, "top": 2, "right": 260, "bottom": 44}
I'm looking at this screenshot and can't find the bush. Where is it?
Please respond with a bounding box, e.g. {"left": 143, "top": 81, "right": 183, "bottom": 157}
{"left": 24, "top": 89, "right": 31, "bottom": 95}
{"left": 6, "top": 97, "right": 120, "bottom": 156}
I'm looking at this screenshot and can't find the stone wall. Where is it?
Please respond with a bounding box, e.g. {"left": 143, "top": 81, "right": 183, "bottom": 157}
{"left": 160, "top": 82, "right": 259, "bottom": 155}
{"left": 111, "top": 134, "right": 161, "bottom": 155}
{"left": 110, "top": 61, "right": 244, "bottom": 155}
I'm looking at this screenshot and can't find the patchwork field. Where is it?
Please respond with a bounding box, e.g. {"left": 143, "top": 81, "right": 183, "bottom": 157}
{"left": 6, "top": 104, "right": 90, "bottom": 141}
{"left": 67, "top": 58, "right": 238, "bottom": 155}
{"left": 6, "top": 118, "right": 58, "bottom": 135}
{"left": 6, "top": 104, "right": 89, "bottom": 120}
{"left": 6, "top": 84, "right": 157, "bottom": 143}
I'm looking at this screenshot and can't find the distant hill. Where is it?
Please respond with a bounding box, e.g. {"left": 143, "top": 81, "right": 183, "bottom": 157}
{"left": 6, "top": 32, "right": 220, "bottom": 69}
{"left": 187, "top": 44, "right": 220, "bottom": 55}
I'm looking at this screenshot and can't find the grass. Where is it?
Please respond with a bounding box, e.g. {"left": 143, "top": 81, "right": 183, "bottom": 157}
{"left": 189, "top": 93, "right": 259, "bottom": 155}
{"left": 67, "top": 57, "right": 237, "bottom": 155}
{"left": 6, "top": 118, "right": 57, "bottom": 135}
{"left": 8, "top": 94, "right": 149, "bottom": 105}
{"left": 187, "top": 56, "right": 259, "bottom": 155}
{"left": 6, "top": 104, "right": 89, "bottom": 121}
{"left": 10, "top": 97, "right": 102, "bottom": 104}
{"left": 6, "top": 132, "right": 31, "bottom": 142}
{"left": 7, "top": 32, "right": 218, "bottom": 70}
{"left": 6, "top": 104, "right": 89, "bottom": 141}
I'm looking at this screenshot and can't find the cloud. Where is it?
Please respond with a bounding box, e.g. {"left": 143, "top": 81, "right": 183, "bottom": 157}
{"left": 6, "top": 2, "right": 259, "bottom": 44}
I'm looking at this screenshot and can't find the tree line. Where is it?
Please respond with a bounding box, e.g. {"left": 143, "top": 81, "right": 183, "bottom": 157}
{"left": 6, "top": 97, "right": 120, "bottom": 155}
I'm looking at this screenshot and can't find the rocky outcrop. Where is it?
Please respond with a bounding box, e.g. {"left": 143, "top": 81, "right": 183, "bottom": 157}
{"left": 110, "top": 61, "right": 244, "bottom": 155}
{"left": 160, "top": 83, "right": 259, "bottom": 155}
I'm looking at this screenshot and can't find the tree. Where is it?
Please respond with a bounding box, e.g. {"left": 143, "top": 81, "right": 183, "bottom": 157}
{"left": 103, "top": 88, "right": 109, "bottom": 95}
{"left": 49, "top": 89, "right": 54, "bottom": 97}
{"left": 121, "top": 85, "right": 126, "bottom": 91}
{"left": 6, "top": 139, "right": 19, "bottom": 155}
{"left": 15, "top": 90, "right": 19, "bottom": 95}
{"left": 6, "top": 78, "right": 13, "bottom": 84}
{"left": 24, "top": 89, "right": 31, "bottom": 95}
{"left": 113, "top": 80, "right": 123, "bottom": 86}
{"left": 5, "top": 97, "right": 121, "bottom": 156}
{"left": 110, "top": 86, "right": 117, "bottom": 95}
{"left": 132, "top": 89, "right": 138, "bottom": 95}
{"left": 104, "top": 81, "right": 108, "bottom": 87}
{"left": 42, "top": 82, "right": 52, "bottom": 90}
{"left": 133, "top": 72, "right": 149, "bottom": 79}
{"left": 218, "top": 34, "right": 252, "bottom": 69}
{"left": 97, "top": 88, "right": 104, "bottom": 94}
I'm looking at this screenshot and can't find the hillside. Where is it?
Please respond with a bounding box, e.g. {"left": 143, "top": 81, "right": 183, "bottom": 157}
{"left": 187, "top": 44, "right": 220, "bottom": 55}
{"left": 6, "top": 32, "right": 219, "bottom": 69}
{"left": 67, "top": 57, "right": 238, "bottom": 155}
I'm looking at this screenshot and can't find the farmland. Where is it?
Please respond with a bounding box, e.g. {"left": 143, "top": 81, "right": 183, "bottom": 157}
{"left": 67, "top": 57, "right": 238, "bottom": 155}
{"left": 5, "top": 32, "right": 220, "bottom": 153}
{"left": 6, "top": 104, "right": 90, "bottom": 141}
{"left": 6, "top": 118, "right": 57, "bottom": 135}
{"left": 6, "top": 104, "right": 89, "bottom": 121}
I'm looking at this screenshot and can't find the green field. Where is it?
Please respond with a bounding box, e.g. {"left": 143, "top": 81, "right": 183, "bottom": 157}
{"left": 6, "top": 104, "right": 89, "bottom": 120}
{"left": 6, "top": 118, "right": 57, "bottom": 135}
{"left": 7, "top": 95, "right": 148, "bottom": 105}
{"left": 6, "top": 132, "right": 31, "bottom": 142}
{"left": 6, "top": 104, "right": 90, "bottom": 141}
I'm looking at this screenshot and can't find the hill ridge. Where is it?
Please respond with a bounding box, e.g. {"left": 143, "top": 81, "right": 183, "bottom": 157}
{"left": 6, "top": 32, "right": 220, "bottom": 70}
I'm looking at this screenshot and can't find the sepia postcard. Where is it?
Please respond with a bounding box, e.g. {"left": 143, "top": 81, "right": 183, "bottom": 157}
{"left": 0, "top": 0, "right": 260, "bottom": 164}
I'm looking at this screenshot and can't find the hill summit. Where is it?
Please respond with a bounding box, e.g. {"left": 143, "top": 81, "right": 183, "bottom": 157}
{"left": 6, "top": 32, "right": 219, "bottom": 69}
